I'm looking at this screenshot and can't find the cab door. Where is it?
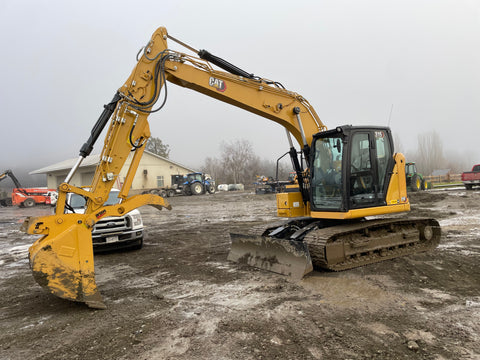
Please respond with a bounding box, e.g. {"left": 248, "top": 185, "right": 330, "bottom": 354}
{"left": 348, "top": 129, "right": 393, "bottom": 209}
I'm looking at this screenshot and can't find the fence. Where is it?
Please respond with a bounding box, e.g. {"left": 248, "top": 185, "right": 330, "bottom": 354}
{"left": 424, "top": 173, "right": 462, "bottom": 184}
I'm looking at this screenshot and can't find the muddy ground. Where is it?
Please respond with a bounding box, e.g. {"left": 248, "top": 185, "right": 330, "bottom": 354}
{"left": 0, "top": 188, "right": 479, "bottom": 360}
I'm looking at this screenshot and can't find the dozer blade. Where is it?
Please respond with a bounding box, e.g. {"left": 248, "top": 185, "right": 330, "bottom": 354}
{"left": 28, "top": 221, "right": 105, "bottom": 309}
{"left": 228, "top": 233, "right": 313, "bottom": 280}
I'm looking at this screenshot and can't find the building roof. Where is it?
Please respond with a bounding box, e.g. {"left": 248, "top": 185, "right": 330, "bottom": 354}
{"left": 29, "top": 151, "right": 196, "bottom": 175}
{"left": 29, "top": 154, "right": 101, "bottom": 175}
{"left": 146, "top": 151, "right": 196, "bottom": 173}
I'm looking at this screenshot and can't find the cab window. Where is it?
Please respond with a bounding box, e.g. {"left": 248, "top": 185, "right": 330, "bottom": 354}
{"left": 349, "top": 133, "right": 375, "bottom": 207}
{"left": 374, "top": 131, "right": 392, "bottom": 195}
{"left": 311, "top": 136, "right": 343, "bottom": 210}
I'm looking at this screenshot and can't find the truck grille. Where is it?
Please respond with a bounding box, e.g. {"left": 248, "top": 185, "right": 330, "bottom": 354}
{"left": 93, "top": 216, "right": 131, "bottom": 235}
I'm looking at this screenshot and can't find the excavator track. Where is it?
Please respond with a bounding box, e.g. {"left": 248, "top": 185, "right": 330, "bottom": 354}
{"left": 304, "top": 218, "right": 441, "bottom": 271}
{"left": 229, "top": 217, "right": 441, "bottom": 278}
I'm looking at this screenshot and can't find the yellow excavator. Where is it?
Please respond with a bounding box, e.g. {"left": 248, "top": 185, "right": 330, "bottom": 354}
{"left": 22, "top": 27, "right": 440, "bottom": 309}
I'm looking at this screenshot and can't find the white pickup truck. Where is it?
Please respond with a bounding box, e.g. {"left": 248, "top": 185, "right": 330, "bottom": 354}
{"left": 65, "top": 189, "right": 144, "bottom": 252}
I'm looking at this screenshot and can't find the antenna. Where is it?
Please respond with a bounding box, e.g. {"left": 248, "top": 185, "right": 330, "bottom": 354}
{"left": 387, "top": 104, "right": 394, "bottom": 126}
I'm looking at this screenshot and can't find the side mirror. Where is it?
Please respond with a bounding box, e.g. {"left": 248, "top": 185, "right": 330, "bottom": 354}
{"left": 335, "top": 139, "right": 342, "bottom": 152}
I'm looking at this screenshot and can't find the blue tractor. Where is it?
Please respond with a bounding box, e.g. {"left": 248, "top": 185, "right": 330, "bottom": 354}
{"left": 183, "top": 172, "right": 216, "bottom": 195}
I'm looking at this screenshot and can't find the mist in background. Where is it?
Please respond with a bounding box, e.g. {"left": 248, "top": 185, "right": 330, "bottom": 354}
{"left": 1, "top": 0, "right": 479, "bottom": 188}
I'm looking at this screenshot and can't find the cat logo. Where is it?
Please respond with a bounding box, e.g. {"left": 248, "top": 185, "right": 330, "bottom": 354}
{"left": 209, "top": 77, "right": 226, "bottom": 92}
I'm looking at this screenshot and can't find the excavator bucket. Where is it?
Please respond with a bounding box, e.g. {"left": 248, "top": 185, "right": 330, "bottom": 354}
{"left": 26, "top": 219, "right": 105, "bottom": 309}
{"left": 228, "top": 233, "right": 313, "bottom": 280}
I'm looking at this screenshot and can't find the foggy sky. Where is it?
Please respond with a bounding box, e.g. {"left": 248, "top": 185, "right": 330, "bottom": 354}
{"left": 1, "top": 0, "right": 479, "bottom": 182}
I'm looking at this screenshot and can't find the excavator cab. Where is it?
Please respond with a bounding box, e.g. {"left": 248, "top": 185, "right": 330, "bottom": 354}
{"left": 310, "top": 125, "right": 395, "bottom": 214}
{"left": 271, "top": 125, "right": 406, "bottom": 223}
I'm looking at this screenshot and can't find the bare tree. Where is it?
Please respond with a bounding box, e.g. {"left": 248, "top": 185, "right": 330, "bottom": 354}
{"left": 415, "top": 131, "right": 445, "bottom": 175}
{"left": 444, "top": 150, "right": 473, "bottom": 174}
{"left": 220, "top": 139, "right": 256, "bottom": 184}
{"left": 202, "top": 139, "right": 294, "bottom": 185}
{"left": 256, "top": 158, "right": 293, "bottom": 181}
{"left": 202, "top": 156, "right": 222, "bottom": 182}
{"left": 393, "top": 133, "right": 404, "bottom": 154}
{"left": 145, "top": 136, "right": 170, "bottom": 158}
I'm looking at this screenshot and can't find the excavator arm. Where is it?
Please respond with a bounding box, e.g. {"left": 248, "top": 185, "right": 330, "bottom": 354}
{"left": 22, "top": 27, "right": 326, "bottom": 308}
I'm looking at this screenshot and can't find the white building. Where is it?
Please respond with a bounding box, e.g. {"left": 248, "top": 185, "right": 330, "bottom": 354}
{"left": 30, "top": 151, "right": 196, "bottom": 192}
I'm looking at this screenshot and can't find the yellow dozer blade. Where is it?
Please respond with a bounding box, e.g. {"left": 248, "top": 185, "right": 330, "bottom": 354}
{"left": 23, "top": 215, "right": 106, "bottom": 309}
{"left": 228, "top": 233, "right": 313, "bottom": 280}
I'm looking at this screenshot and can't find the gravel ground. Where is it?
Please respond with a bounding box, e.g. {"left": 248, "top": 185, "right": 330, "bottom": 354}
{"left": 0, "top": 189, "right": 479, "bottom": 359}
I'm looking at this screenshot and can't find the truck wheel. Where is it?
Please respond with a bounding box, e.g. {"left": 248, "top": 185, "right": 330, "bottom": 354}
{"left": 465, "top": 184, "right": 473, "bottom": 190}
{"left": 410, "top": 175, "right": 421, "bottom": 192}
{"left": 167, "top": 189, "right": 175, "bottom": 197}
{"left": 23, "top": 198, "right": 35, "bottom": 207}
{"left": 1, "top": 198, "right": 12, "bottom": 206}
{"left": 131, "top": 237, "right": 143, "bottom": 250}
{"left": 159, "top": 190, "right": 168, "bottom": 198}
{"left": 191, "top": 183, "right": 203, "bottom": 195}
{"left": 207, "top": 184, "right": 216, "bottom": 194}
